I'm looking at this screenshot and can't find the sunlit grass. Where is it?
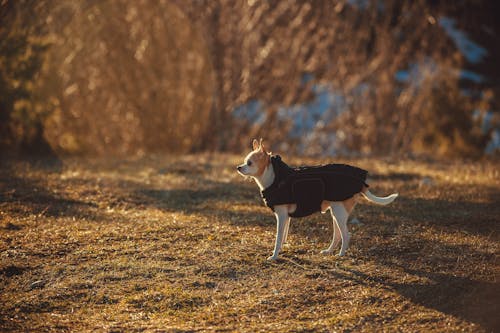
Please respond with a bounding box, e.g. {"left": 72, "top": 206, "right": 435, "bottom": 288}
{"left": 0, "top": 154, "right": 498, "bottom": 332}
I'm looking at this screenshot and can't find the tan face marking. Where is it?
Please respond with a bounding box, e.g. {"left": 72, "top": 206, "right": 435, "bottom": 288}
{"left": 254, "top": 150, "right": 270, "bottom": 177}
{"left": 240, "top": 150, "right": 269, "bottom": 177}
{"left": 238, "top": 146, "right": 270, "bottom": 178}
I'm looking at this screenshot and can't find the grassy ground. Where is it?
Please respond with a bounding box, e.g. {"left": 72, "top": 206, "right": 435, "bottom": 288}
{"left": 0, "top": 154, "right": 498, "bottom": 332}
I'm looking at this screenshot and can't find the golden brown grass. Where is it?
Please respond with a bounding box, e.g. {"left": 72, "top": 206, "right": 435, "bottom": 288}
{"left": 1, "top": 154, "right": 498, "bottom": 332}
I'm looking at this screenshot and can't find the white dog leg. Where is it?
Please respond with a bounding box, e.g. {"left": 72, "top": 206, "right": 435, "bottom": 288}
{"left": 331, "top": 202, "right": 350, "bottom": 256}
{"left": 268, "top": 208, "right": 288, "bottom": 261}
{"left": 321, "top": 209, "right": 341, "bottom": 254}
{"left": 282, "top": 217, "right": 291, "bottom": 246}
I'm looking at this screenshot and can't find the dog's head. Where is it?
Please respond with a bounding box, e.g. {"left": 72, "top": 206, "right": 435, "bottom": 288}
{"left": 237, "top": 138, "right": 271, "bottom": 178}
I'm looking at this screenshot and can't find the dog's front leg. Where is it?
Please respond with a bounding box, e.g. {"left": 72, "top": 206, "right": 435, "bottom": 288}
{"left": 268, "top": 206, "right": 289, "bottom": 261}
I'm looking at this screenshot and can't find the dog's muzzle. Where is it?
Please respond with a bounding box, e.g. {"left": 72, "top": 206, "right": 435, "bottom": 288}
{"left": 236, "top": 165, "right": 247, "bottom": 176}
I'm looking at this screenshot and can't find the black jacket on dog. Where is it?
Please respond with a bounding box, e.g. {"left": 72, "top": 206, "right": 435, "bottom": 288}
{"left": 261, "top": 155, "right": 368, "bottom": 218}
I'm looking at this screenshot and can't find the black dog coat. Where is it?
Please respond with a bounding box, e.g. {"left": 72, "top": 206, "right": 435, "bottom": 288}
{"left": 261, "top": 155, "right": 368, "bottom": 218}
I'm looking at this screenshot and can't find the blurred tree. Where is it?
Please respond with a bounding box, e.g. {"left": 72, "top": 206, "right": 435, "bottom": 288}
{"left": 181, "top": 0, "right": 492, "bottom": 156}
{"left": 0, "top": 0, "right": 53, "bottom": 155}
{"left": 41, "top": 0, "right": 214, "bottom": 155}
{"left": 1, "top": 0, "right": 497, "bottom": 157}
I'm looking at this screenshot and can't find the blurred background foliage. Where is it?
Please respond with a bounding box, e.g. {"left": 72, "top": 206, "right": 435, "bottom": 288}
{"left": 1, "top": 0, "right": 499, "bottom": 157}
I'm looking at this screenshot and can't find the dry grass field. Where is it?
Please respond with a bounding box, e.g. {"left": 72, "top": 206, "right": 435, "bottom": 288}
{"left": 0, "top": 154, "right": 499, "bottom": 332}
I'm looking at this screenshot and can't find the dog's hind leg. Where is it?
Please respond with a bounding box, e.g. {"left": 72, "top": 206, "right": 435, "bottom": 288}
{"left": 330, "top": 202, "right": 350, "bottom": 256}
{"left": 282, "top": 217, "right": 291, "bottom": 246}
{"left": 321, "top": 209, "right": 341, "bottom": 254}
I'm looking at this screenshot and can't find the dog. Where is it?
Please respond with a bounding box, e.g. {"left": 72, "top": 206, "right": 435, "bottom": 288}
{"left": 237, "top": 139, "right": 398, "bottom": 261}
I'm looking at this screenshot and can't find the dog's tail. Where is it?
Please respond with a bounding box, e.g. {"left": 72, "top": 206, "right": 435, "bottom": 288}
{"left": 361, "top": 190, "right": 398, "bottom": 205}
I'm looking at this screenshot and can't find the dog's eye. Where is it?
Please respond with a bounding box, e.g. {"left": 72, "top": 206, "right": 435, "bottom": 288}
{"left": 247, "top": 160, "right": 252, "bottom": 166}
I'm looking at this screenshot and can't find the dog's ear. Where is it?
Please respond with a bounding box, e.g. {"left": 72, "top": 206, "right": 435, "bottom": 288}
{"left": 252, "top": 139, "right": 259, "bottom": 151}
{"left": 260, "top": 138, "right": 268, "bottom": 153}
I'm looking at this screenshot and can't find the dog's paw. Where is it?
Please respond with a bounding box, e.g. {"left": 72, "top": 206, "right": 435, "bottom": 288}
{"left": 320, "top": 249, "right": 334, "bottom": 255}
{"left": 267, "top": 255, "right": 279, "bottom": 261}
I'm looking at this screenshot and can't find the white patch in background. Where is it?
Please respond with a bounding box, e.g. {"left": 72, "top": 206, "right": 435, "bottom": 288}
{"left": 439, "top": 17, "right": 488, "bottom": 64}
{"left": 232, "top": 75, "right": 352, "bottom": 156}
{"left": 474, "top": 109, "right": 500, "bottom": 154}
{"left": 232, "top": 99, "right": 267, "bottom": 125}
{"left": 485, "top": 129, "right": 500, "bottom": 154}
